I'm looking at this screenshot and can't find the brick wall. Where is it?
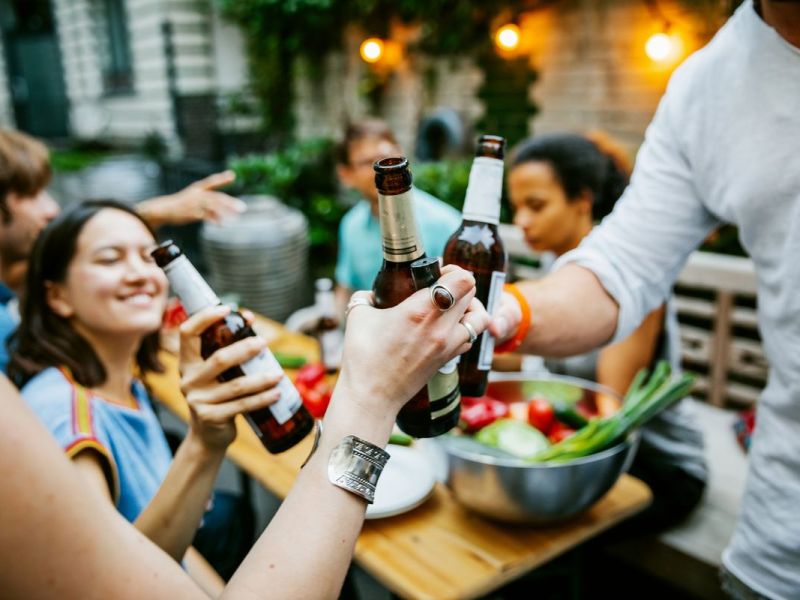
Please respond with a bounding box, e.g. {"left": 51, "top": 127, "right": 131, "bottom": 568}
{"left": 521, "top": 0, "right": 725, "bottom": 155}
{"left": 0, "top": 32, "right": 13, "bottom": 127}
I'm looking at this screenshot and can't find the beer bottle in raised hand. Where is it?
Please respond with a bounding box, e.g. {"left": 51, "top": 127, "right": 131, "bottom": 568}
{"left": 410, "top": 257, "right": 461, "bottom": 432}
{"left": 152, "top": 240, "right": 315, "bottom": 453}
{"left": 372, "top": 157, "right": 458, "bottom": 437}
{"left": 443, "top": 134, "right": 508, "bottom": 397}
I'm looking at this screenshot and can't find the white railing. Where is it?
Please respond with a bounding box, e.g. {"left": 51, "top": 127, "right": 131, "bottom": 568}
{"left": 499, "top": 223, "right": 763, "bottom": 407}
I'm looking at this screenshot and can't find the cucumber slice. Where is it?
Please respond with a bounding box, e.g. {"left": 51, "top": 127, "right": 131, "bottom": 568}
{"left": 476, "top": 419, "right": 550, "bottom": 459}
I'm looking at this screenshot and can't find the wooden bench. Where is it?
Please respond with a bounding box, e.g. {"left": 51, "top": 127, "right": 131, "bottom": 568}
{"left": 499, "top": 223, "right": 758, "bottom": 596}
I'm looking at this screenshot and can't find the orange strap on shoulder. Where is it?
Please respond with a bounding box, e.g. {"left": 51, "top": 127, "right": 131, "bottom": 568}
{"left": 494, "top": 283, "right": 531, "bottom": 355}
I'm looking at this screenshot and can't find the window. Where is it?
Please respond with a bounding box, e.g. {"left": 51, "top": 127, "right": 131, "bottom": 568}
{"left": 96, "top": 0, "right": 133, "bottom": 93}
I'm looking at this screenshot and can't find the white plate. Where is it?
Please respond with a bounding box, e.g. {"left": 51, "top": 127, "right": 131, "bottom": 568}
{"left": 365, "top": 445, "right": 436, "bottom": 520}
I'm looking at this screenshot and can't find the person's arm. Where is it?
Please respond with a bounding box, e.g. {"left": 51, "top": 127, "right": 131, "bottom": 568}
{"left": 136, "top": 171, "right": 245, "bottom": 229}
{"left": 224, "top": 266, "right": 487, "bottom": 599}
{"left": 0, "top": 376, "right": 204, "bottom": 600}
{"left": 184, "top": 546, "right": 225, "bottom": 598}
{"left": 492, "top": 69, "right": 720, "bottom": 357}
{"left": 596, "top": 304, "right": 666, "bottom": 410}
{"left": 0, "top": 267, "right": 486, "bottom": 599}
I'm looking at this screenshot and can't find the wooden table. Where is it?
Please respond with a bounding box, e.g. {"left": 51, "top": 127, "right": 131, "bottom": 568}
{"left": 146, "top": 318, "right": 652, "bottom": 600}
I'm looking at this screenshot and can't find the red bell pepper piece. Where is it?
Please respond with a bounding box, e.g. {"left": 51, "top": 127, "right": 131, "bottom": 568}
{"left": 460, "top": 396, "right": 509, "bottom": 433}
{"left": 294, "top": 363, "right": 331, "bottom": 419}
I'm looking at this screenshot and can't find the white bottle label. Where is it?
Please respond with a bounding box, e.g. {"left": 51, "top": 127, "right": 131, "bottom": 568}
{"left": 462, "top": 156, "right": 503, "bottom": 225}
{"left": 240, "top": 350, "right": 303, "bottom": 425}
{"left": 477, "top": 270, "right": 506, "bottom": 370}
{"left": 163, "top": 255, "right": 220, "bottom": 315}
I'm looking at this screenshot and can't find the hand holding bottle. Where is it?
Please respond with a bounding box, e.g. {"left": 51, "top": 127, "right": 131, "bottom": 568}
{"left": 336, "top": 266, "right": 489, "bottom": 419}
{"left": 178, "top": 305, "right": 283, "bottom": 451}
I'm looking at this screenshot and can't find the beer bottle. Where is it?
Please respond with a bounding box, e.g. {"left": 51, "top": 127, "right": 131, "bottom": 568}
{"left": 372, "top": 157, "right": 459, "bottom": 437}
{"left": 314, "top": 278, "right": 342, "bottom": 373}
{"left": 443, "top": 135, "right": 508, "bottom": 397}
{"left": 411, "top": 257, "right": 461, "bottom": 431}
{"left": 151, "top": 240, "right": 314, "bottom": 454}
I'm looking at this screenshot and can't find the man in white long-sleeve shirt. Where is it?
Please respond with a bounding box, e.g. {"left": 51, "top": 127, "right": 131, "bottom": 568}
{"left": 493, "top": 1, "right": 800, "bottom": 597}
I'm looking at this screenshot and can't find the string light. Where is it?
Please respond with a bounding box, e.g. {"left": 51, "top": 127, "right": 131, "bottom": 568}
{"left": 494, "top": 24, "right": 521, "bottom": 52}
{"left": 645, "top": 32, "right": 674, "bottom": 61}
{"left": 360, "top": 38, "right": 384, "bottom": 64}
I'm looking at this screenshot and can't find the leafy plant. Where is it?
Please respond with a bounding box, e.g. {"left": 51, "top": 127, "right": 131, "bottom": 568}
{"left": 215, "top": 0, "right": 521, "bottom": 141}
{"left": 227, "top": 138, "right": 346, "bottom": 269}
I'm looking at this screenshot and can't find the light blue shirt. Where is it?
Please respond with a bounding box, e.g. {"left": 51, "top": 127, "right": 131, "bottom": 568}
{"left": 0, "top": 283, "right": 16, "bottom": 373}
{"left": 335, "top": 187, "right": 461, "bottom": 291}
{"left": 22, "top": 367, "right": 173, "bottom": 522}
{"left": 555, "top": 3, "right": 800, "bottom": 596}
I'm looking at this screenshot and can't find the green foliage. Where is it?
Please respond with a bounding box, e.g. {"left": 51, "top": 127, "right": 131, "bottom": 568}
{"left": 215, "top": 0, "right": 519, "bottom": 141}
{"left": 227, "top": 138, "right": 346, "bottom": 265}
{"left": 49, "top": 149, "right": 111, "bottom": 173}
{"left": 411, "top": 159, "right": 470, "bottom": 212}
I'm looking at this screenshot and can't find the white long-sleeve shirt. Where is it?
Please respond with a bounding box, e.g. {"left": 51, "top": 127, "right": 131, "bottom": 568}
{"left": 556, "top": 2, "right": 800, "bottom": 597}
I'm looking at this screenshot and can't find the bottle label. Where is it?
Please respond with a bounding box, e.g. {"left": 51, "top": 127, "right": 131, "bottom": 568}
{"left": 378, "top": 189, "right": 425, "bottom": 263}
{"left": 320, "top": 329, "right": 343, "bottom": 370}
{"left": 428, "top": 357, "right": 461, "bottom": 421}
{"left": 163, "top": 255, "right": 220, "bottom": 315}
{"left": 477, "top": 270, "right": 506, "bottom": 370}
{"left": 240, "top": 350, "right": 303, "bottom": 425}
{"left": 462, "top": 157, "right": 503, "bottom": 225}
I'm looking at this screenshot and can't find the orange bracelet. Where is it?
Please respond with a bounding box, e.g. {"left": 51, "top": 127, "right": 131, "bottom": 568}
{"left": 494, "top": 283, "right": 531, "bottom": 354}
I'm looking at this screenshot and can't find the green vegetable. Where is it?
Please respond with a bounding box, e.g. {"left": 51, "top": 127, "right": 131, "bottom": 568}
{"left": 522, "top": 380, "right": 583, "bottom": 404}
{"left": 476, "top": 419, "right": 550, "bottom": 459}
{"left": 388, "top": 432, "right": 413, "bottom": 446}
{"left": 273, "top": 352, "right": 308, "bottom": 369}
{"left": 551, "top": 399, "right": 589, "bottom": 429}
{"left": 529, "top": 361, "right": 695, "bottom": 463}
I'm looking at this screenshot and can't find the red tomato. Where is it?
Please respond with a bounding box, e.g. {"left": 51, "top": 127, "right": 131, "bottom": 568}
{"left": 527, "top": 396, "right": 555, "bottom": 434}
{"left": 548, "top": 422, "right": 577, "bottom": 444}
{"left": 459, "top": 396, "right": 509, "bottom": 433}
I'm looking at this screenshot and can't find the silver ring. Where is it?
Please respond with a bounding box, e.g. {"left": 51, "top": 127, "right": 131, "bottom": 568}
{"left": 461, "top": 320, "right": 478, "bottom": 345}
{"left": 345, "top": 296, "right": 373, "bottom": 319}
{"left": 430, "top": 284, "right": 455, "bottom": 311}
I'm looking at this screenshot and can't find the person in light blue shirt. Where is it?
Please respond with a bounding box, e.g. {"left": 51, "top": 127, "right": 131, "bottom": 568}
{"left": 334, "top": 119, "right": 461, "bottom": 299}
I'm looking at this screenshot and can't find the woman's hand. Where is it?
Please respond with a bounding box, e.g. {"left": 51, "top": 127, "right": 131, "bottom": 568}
{"left": 178, "top": 305, "right": 282, "bottom": 451}
{"left": 336, "top": 265, "right": 489, "bottom": 417}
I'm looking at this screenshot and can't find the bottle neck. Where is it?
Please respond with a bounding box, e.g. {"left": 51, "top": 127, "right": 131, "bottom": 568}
{"left": 462, "top": 156, "right": 503, "bottom": 225}
{"left": 162, "top": 254, "right": 221, "bottom": 315}
{"left": 378, "top": 188, "right": 425, "bottom": 263}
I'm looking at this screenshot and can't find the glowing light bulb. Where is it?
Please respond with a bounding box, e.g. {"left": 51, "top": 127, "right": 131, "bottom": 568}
{"left": 360, "top": 38, "right": 384, "bottom": 64}
{"left": 495, "top": 24, "right": 521, "bottom": 52}
{"left": 646, "top": 32, "right": 674, "bottom": 62}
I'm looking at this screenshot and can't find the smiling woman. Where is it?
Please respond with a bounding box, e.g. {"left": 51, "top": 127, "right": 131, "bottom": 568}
{"left": 6, "top": 199, "right": 284, "bottom": 592}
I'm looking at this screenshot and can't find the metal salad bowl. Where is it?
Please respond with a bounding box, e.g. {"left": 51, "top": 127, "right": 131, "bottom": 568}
{"left": 430, "top": 373, "right": 640, "bottom": 525}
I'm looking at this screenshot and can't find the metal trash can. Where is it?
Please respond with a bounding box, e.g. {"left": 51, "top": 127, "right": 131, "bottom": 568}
{"left": 200, "top": 195, "right": 309, "bottom": 322}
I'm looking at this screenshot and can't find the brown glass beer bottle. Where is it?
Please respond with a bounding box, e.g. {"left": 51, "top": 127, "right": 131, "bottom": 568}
{"left": 372, "top": 157, "right": 459, "bottom": 437}
{"left": 152, "top": 240, "right": 314, "bottom": 453}
{"left": 410, "top": 257, "right": 461, "bottom": 430}
{"left": 443, "top": 135, "right": 508, "bottom": 397}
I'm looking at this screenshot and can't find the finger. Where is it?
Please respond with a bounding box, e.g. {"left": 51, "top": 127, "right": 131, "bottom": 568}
{"left": 240, "top": 308, "right": 255, "bottom": 325}
{"left": 440, "top": 263, "right": 460, "bottom": 276}
{"left": 198, "top": 170, "right": 236, "bottom": 191}
{"left": 344, "top": 290, "right": 375, "bottom": 321}
{"left": 451, "top": 307, "right": 491, "bottom": 356}
{"left": 202, "top": 192, "right": 246, "bottom": 222}
{"left": 198, "top": 388, "right": 282, "bottom": 423}
{"left": 188, "top": 336, "right": 268, "bottom": 385}
{"left": 179, "top": 305, "right": 231, "bottom": 357}
{"left": 189, "top": 371, "right": 282, "bottom": 405}
{"left": 433, "top": 267, "right": 476, "bottom": 305}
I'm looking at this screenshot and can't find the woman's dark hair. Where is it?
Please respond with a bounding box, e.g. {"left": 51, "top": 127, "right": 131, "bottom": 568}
{"left": 8, "top": 199, "right": 163, "bottom": 388}
{"left": 509, "top": 131, "right": 631, "bottom": 220}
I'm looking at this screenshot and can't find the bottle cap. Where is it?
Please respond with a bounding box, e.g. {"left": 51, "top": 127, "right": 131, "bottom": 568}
{"left": 410, "top": 257, "right": 442, "bottom": 290}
